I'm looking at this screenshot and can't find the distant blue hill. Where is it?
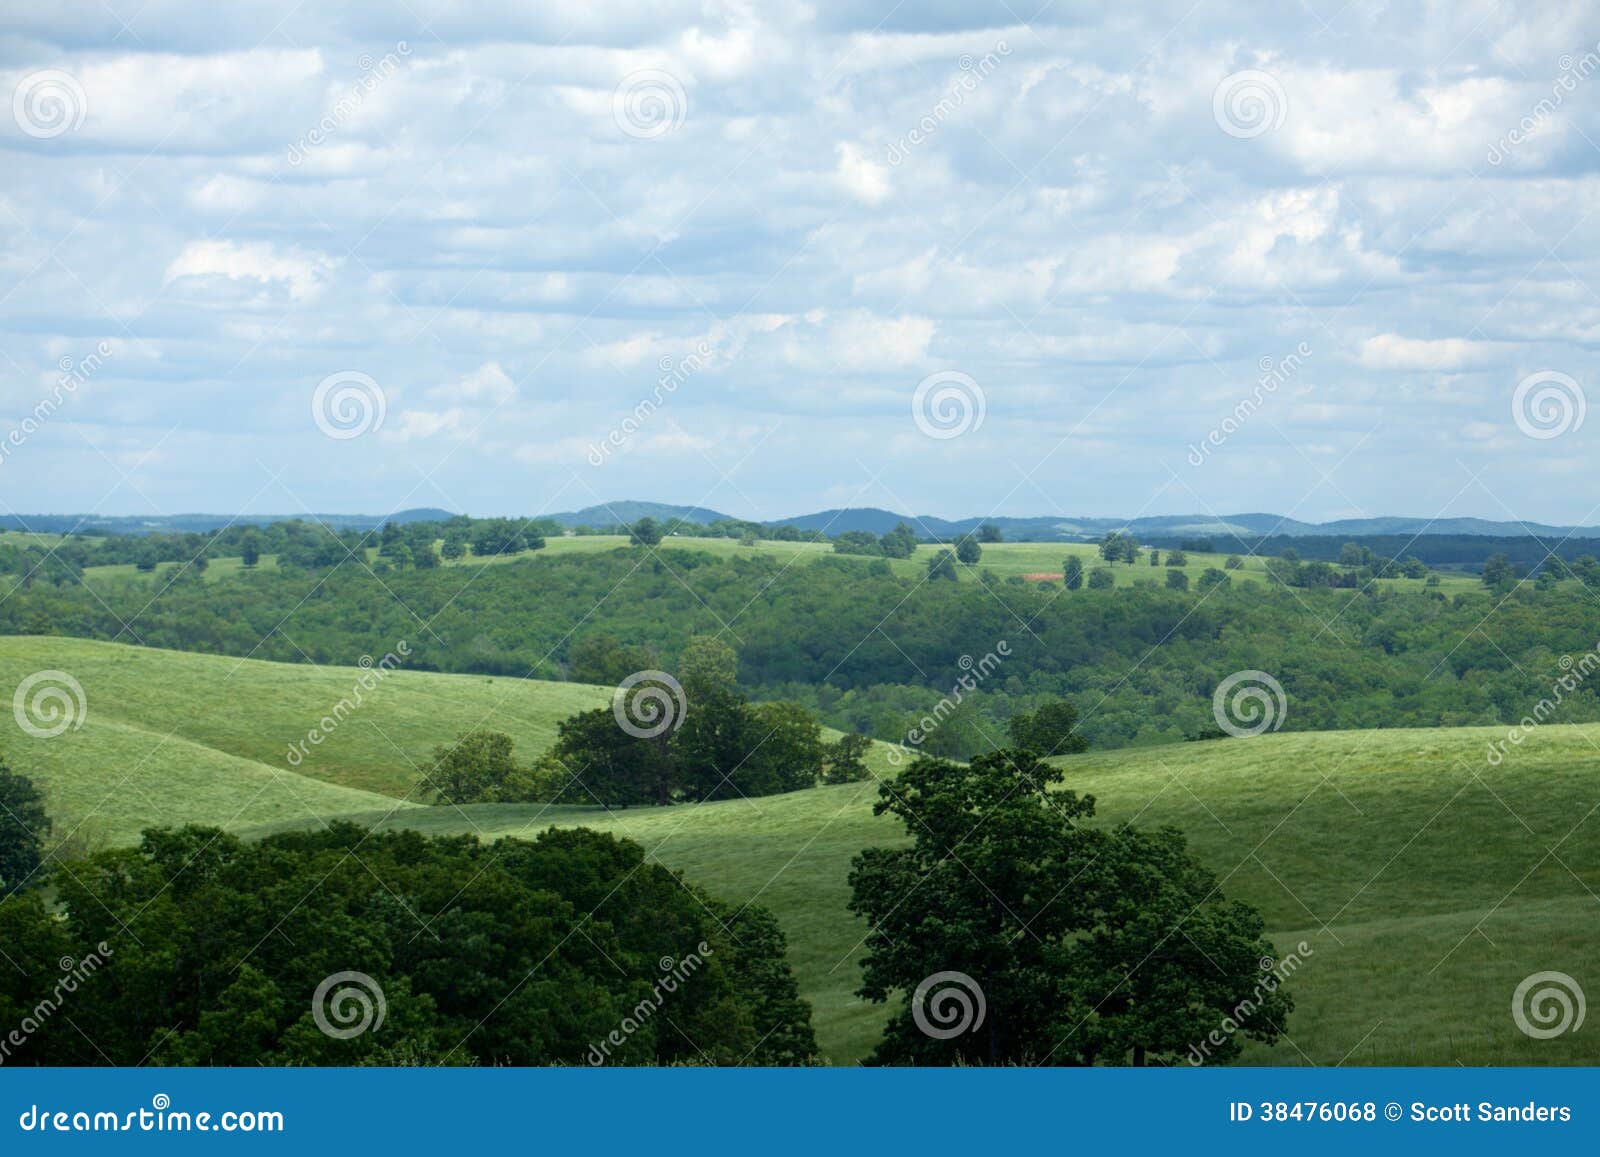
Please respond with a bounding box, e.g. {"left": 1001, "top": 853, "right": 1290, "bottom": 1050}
{"left": 0, "top": 509, "right": 454, "bottom": 535}
{"left": 754, "top": 507, "right": 1600, "bottom": 541}
{"left": 10, "top": 503, "right": 1598, "bottom": 541}
{"left": 547, "top": 501, "right": 734, "bottom": 528}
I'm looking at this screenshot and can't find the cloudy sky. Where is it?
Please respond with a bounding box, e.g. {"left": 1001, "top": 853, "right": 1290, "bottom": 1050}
{"left": 3, "top": 1, "right": 1598, "bottom": 525}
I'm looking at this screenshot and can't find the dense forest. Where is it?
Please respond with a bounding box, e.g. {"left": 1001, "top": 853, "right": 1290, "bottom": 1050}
{"left": 0, "top": 823, "right": 817, "bottom": 1066}
{"left": 6, "top": 544, "right": 1599, "bottom": 753}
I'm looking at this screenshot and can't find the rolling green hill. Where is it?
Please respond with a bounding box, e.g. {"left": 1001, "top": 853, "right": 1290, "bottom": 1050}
{"left": 75, "top": 534, "right": 1484, "bottom": 594}
{"left": 0, "top": 636, "right": 612, "bottom": 829}
{"left": 4, "top": 637, "right": 1596, "bottom": 1067}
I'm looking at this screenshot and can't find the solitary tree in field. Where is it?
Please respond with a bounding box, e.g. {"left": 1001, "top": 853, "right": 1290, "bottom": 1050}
{"left": 679, "top": 635, "right": 739, "bottom": 696}
{"left": 955, "top": 537, "right": 982, "bottom": 565}
{"left": 428, "top": 730, "right": 522, "bottom": 804}
{"left": 926, "top": 550, "right": 958, "bottom": 582}
{"left": 628, "top": 517, "right": 663, "bottom": 547}
{"left": 879, "top": 522, "right": 919, "bottom": 559}
{"left": 240, "top": 534, "right": 262, "bottom": 568}
{"left": 821, "top": 733, "right": 874, "bottom": 784}
{"left": 977, "top": 523, "right": 1003, "bottom": 543}
{"left": 849, "top": 750, "right": 1290, "bottom": 1066}
{"left": 1166, "top": 569, "right": 1190, "bottom": 591}
{"left": 0, "top": 760, "right": 51, "bottom": 895}
{"left": 1007, "top": 700, "right": 1087, "bottom": 758}
{"left": 1062, "top": 556, "right": 1084, "bottom": 590}
{"left": 1482, "top": 553, "right": 1516, "bottom": 588}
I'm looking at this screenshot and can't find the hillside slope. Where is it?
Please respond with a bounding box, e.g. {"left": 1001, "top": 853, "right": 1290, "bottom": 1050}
{"left": 275, "top": 726, "right": 1600, "bottom": 1068}
{"left": 0, "top": 636, "right": 611, "bottom": 800}
{"left": 8, "top": 637, "right": 1598, "bottom": 1068}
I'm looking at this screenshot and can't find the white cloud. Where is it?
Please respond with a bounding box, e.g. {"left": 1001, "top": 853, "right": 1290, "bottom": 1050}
{"left": 835, "top": 142, "right": 892, "bottom": 204}
{"left": 1358, "top": 335, "right": 1497, "bottom": 371}
{"left": 163, "top": 240, "right": 338, "bottom": 302}
{"left": 427, "top": 361, "right": 517, "bottom": 403}
{"left": 9, "top": 3, "right": 1600, "bottom": 522}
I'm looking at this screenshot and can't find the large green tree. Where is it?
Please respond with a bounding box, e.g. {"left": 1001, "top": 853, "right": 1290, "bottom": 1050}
{"left": 427, "top": 730, "right": 524, "bottom": 804}
{"left": 0, "top": 823, "right": 816, "bottom": 1066}
{"left": 849, "top": 750, "right": 1289, "bottom": 1065}
{"left": 628, "top": 517, "right": 664, "bottom": 547}
{"left": 0, "top": 759, "right": 51, "bottom": 896}
{"left": 1007, "top": 700, "right": 1088, "bottom": 758}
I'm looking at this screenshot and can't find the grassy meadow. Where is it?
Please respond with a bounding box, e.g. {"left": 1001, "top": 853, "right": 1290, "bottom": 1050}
{"left": 5, "top": 636, "right": 1596, "bottom": 1065}
{"left": 72, "top": 533, "right": 1487, "bottom": 595}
